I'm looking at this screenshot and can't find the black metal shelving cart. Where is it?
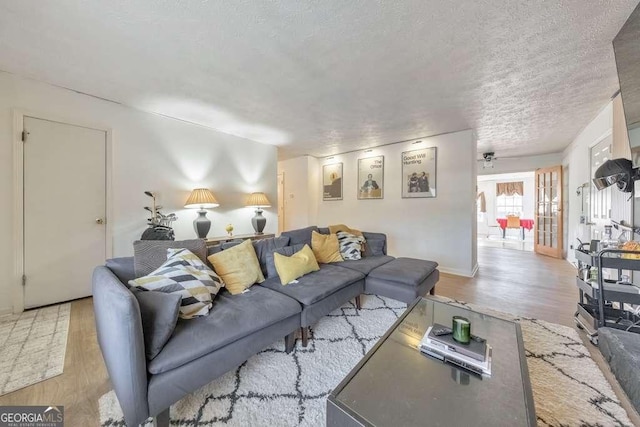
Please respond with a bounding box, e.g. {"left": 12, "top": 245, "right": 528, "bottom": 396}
{"left": 574, "top": 248, "right": 640, "bottom": 345}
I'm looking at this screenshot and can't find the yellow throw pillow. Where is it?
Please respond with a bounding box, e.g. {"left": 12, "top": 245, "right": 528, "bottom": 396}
{"left": 207, "top": 239, "right": 265, "bottom": 295}
{"left": 328, "top": 224, "right": 364, "bottom": 238}
{"left": 311, "top": 231, "right": 343, "bottom": 263}
{"left": 274, "top": 244, "right": 320, "bottom": 285}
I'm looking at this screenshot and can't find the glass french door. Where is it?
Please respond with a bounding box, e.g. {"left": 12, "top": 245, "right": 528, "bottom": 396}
{"left": 535, "top": 166, "right": 563, "bottom": 258}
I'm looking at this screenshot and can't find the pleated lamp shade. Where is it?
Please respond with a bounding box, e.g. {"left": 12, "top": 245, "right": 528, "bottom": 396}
{"left": 246, "top": 192, "right": 271, "bottom": 208}
{"left": 184, "top": 188, "right": 219, "bottom": 209}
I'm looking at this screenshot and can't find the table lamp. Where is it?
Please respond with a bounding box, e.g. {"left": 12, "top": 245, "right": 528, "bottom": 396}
{"left": 246, "top": 192, "right": 271, "bottom": 234}
{"left": 184, "top": 188, "right": 219, "bottom": 238}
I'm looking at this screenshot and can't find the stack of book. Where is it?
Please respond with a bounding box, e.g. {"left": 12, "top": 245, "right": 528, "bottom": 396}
{"left": 419, "top": 323, "right": 492, "bottom": 376}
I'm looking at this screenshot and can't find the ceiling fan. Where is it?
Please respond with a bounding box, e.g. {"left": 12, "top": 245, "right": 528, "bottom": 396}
{"left": 482, "top": 152, "right": 496, "bottom": 169}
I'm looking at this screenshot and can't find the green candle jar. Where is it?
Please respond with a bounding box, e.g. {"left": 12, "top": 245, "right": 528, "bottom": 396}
{"left": 452, "top": 316, "right": 471, "bottom": 344}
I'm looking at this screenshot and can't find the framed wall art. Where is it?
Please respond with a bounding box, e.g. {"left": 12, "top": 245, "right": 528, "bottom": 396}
{"left": 357, "top": 156, "right": 384, "bottom": 199}
{"left": 323, "top": 162, "right": 343, "bottom": 201}
{"left": 401, "top": 147, "right": 436, "bottom": 198}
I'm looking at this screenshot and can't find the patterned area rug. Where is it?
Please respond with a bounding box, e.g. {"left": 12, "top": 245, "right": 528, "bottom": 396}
{"left": 0, "top": 303, "right": 70, "bottom": 396}
{"left": 99, "top": 295, "right": 633, "bottom": 426}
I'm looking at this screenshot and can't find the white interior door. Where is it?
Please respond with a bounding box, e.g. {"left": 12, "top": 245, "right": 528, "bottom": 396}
{"left": 23, "top": 116, "right": 107, "bottom": 308}
{"left": 277, "top": 172, "right": 285, "bottom": 234}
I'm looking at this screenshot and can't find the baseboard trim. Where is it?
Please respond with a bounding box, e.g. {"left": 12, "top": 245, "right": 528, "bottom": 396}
{"left": 470, "top": 263, "right": 479, "bottom": 277}
{"left": 0, "top": 307, "right": 14, "bottom": 316}
{"left": 439, "top": 264, "right": 478, "bottom": 278}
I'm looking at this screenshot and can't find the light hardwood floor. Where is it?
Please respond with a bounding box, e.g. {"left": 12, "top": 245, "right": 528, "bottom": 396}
{"left": 0, "top": 246, "right": 638, "bottom": 426}
{"left": 438, "top": 246, "right": 578, "bottom": 327}
{"left": 0, "top": 298, "right": 110, "bottom": 426}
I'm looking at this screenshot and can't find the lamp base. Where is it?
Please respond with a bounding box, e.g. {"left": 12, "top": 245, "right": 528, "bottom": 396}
{"left": 194, "top": 210, "right": 211, "bottom": 238}
{"left": 251, "top": 209, "right": 266, "bottom": 234}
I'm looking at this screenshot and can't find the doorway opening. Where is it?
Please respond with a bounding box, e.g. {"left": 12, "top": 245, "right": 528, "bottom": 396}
{"left": 477, "top": 171, "right": 535, "bottom": 252}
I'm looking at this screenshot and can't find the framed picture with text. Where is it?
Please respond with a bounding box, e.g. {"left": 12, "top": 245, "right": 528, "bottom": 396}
{"left": 401, "top": 147, "right": 436, "bottom": 198}
{"left": 323, "top": 163, "right": 343, "bottom": 201}
{"left": 357, "top": 156, "right": 384, "bottom": 199}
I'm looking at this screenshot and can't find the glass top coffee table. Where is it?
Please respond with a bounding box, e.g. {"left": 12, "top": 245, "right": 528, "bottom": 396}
{"left": 327, "top": 297, "right": 535, "bottom": 426}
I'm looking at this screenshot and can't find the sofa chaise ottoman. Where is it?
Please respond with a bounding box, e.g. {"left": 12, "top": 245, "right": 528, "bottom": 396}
{"left": 365, "top": 257, "right": 439, "bottom": 303}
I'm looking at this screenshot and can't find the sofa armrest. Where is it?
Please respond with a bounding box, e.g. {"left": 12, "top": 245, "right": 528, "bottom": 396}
{"left": 92, "top": 266, "right": 150, "bottom": 426}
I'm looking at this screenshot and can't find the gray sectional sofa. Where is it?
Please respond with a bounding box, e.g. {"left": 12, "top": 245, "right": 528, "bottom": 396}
{"left": 93, "top": 226, "right": 439, "bottom": 426}
{"left": 598, "top": 327, "right": 640, "bottom": 414}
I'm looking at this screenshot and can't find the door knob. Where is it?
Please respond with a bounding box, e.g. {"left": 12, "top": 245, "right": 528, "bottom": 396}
{"left": 96, "top": 218, "right": 105, "bottom": 225}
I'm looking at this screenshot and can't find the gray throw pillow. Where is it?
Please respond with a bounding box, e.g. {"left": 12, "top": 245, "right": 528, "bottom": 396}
{"left": 281, "top": 226, "right": 318, "bottom": 246}
{"left": 265, "top": 243, "right": 306, "bottom": 278}
{"left": 364, "top": 238, "right": 386, "bottom": 257}
{"left": 252, "top": 236, "right": 291, "bottom": 276}
{"left": 131, "top": 289, "right": 181, "bottom": 360}
{"left": 133, "top": 239, "right": 207, "bottom": 277}
{"left": 220, "top": 239, "right": 244, "bottom": 250}
{"left": 207, "top": 244, "right": 222, "bottom": 257}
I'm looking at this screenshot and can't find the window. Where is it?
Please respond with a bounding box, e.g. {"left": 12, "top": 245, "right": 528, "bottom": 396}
{"left": 496, "top": 194, "right": 523, "bottom": 218}
{"left": 496, "top": 181, "right": 524, "bottom": 217}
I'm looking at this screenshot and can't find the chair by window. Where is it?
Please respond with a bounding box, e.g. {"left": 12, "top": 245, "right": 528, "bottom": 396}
{"left": 504, "top": 215, "right": 524, "bottom": 240}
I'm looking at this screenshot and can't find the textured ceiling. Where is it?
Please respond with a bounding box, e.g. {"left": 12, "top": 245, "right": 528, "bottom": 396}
{"left": 0, "top": 0, "right": 637, "bottom": 159}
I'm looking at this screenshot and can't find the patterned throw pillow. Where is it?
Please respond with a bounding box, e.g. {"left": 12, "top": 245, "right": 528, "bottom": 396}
{"left": 133, "top": 239, "right": 208, "bottom": 278}
{"left": 337, "top": 231, "right": 366, "bottom": 260}
{"left": 166, "top": 248, "right": 212, "bottom": 269}
{"left": 129, "top": 249, "right": 224, "bottom": 319}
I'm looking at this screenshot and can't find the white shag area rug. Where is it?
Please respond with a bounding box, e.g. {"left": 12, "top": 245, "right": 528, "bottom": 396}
{"left": 0, "top": 303, "right": 70, "bottom": 396}
{"left": 100, "top": 295, "right": 633, "bottom": 426}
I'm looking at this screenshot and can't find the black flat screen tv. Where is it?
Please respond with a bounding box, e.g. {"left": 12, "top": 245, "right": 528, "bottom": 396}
{"left": 613, "top": 2, "right": 640, "bottom": 167}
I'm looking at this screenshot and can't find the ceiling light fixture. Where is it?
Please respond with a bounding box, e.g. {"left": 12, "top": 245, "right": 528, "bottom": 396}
{"left": 482, "top": 152, "right": 495, "bottom": 169}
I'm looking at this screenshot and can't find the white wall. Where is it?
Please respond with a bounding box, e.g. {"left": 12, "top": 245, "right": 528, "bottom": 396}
{"left": 310, "top": 130, "right": 478, "bottom": 277}
{"left": 0, "top": 71, "right": 277, "bottom": 313}
{"left": 477, "top": 172, "right": 535, "bottom": 236}
{"left": 478, "top": 152, "right": 564, "bottom": 175}
{"left": 563, "top": 102, "right": 613, "bottom": 262}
